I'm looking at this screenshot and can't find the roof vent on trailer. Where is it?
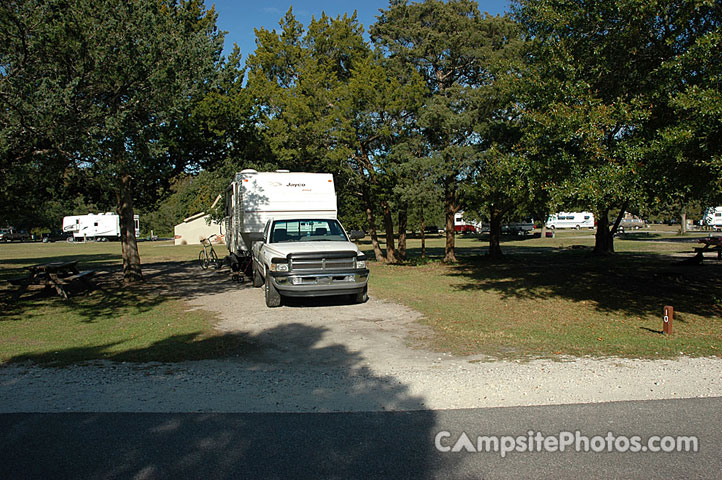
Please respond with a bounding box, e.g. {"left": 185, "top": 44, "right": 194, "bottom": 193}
{"left": 240, "top": 169, "right": 257, "bottom": 174}
{"left": 276, "top": 169, "right": 290, "bottom": 173}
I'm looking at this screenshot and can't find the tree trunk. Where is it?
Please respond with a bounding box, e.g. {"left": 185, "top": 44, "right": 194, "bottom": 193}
{"left": 594, "top": 204, "right": 627, "bottom": 255}
{"left": 680, "top": 207, "right": 687, "bottom": 234}
{"left": 420, "top": 206, "right": 426, "bottom": 259}
{"left": 362, "top": 187, "right": 385, "bottom": 262}
{"left": 382, "top": 201, "right": 397, "bottom": 263}
{"left": 593, "top": 208, "right": 614, "bottom": 255}
{"left": 117, "top": 174, "right": 143, "bottom": 283}
{"left": 489, "top": 205, "right": 503, "bottom": 258}
{"left": 443, "top": 178, "right": 458, "bottom": 263}
{"left": 396, "top": 205, "right": 407, "bottom": 261}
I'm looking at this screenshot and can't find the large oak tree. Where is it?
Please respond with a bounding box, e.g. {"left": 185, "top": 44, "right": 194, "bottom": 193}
{"left": 1, "top": 0, "right": 222, "bottom": 281}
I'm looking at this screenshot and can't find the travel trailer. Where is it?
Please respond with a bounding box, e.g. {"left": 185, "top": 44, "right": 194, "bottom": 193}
{"left": 702, "top": 207, "right": 722, "bottom": 231}
{"left": 545, "top": 212, "right": 595, "bottom": 229}
{"left": 224, "top": 169, "right": 368, "bottom": 307}
{"left": 62, "top": 213, "right": 140, "bottom": 241}
{"left": 454, "top": 211, "right": 480, "bottom": 233}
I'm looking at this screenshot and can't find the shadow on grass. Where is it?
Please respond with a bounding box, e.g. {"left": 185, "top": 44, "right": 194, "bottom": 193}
{"left": 449, "top": 250, "right": 722, "bottom": 319}
{"left": 1, "top": 259, "right": 246, "bottom": 323}
{"left": 3, "top": 322, "right": 376, "bottom": 367}
{"left": 0, "top": 253, "right": 119, "bottom": 278}
{"left": 6, "top": 331, "right": 257, "bottom": 365}
{"left": 617, "top": 232, "right": 707, "bottom": 243}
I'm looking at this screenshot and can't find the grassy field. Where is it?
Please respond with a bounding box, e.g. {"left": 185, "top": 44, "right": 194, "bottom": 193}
{"left": 366, "top": 229, "right": 721, "bottom": 359}
{"left": 1, "top": 229, "right": 720, "bottom": 364}
{"left": 0, "top": 240, "right": 251, "bottom": 365}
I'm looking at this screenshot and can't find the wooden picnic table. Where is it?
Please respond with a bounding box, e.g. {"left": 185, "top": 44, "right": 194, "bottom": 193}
{"left": 7, "top": 260, "right": 96, "bottom": 301}
{"left": 690, "top": 237, "right": 722, "bottom": 263}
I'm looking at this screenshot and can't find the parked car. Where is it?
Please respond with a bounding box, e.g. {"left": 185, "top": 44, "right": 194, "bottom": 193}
{"left": 502, "top": 218, "right": 535, "bottom": 235}
{"left": 41, "top": 230, "right": 73, "bottom": 243}
{"left": 619, "top": 217, "right": 647, "bottom": 230}
{"left": 0, "top": 227, "right": 30, "bottom": 242}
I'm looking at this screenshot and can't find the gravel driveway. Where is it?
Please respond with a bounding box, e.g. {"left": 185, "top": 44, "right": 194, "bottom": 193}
{"left": 1, "top": 266, "right": 721, "bottom": 413}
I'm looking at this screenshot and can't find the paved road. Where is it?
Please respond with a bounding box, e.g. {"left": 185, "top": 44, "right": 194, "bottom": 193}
{"left": 2, "top": 397, "right": 719, "bottom": 479}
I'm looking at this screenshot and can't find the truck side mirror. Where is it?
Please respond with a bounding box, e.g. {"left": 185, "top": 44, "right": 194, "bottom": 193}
{"left": 349, "top": 230, "right": 366, "bottom": 240}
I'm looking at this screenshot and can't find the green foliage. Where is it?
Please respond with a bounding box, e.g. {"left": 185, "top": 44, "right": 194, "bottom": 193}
{"left": 245, "top": 8, "right": 427, "bottom": 245}
{"left": 1, "top": 0, "right": 224, "bottom": 278}
{"left": 373, "top": 1, "right": 525, "bottom": 258}
{"left": 646, "top": 1, "right": 722, "bottom": 206}
{"left": 513, "top": 0, "right": 721, "bottom": 251}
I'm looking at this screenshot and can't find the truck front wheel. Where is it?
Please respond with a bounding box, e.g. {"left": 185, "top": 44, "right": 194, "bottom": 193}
{"left": 252, "top": 262, "right": 264, "bottom": 287}
{"left": 265, "top": 272, "right": 281, "bottom": 307}
{"left": 353, "top": 285, "right": 368, "bottom": 304}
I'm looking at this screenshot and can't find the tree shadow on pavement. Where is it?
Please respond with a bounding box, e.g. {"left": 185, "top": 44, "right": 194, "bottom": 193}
{"left": 1, "top": 322, "right": 457, "bottom": 479}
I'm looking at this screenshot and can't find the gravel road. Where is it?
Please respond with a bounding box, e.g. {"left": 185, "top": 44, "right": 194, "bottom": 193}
{"left": 2, "top": 267, "right": 721, "bottom": 413}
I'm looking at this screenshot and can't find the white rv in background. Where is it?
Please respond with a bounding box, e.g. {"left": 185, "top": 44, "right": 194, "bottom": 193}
{"left": 62, "top": 212, "right": 140, "bottom": 241}
{"left": 454, "top": 211, "right": 480, "bottom": 233}
{"left": 702, "top": 207, "right": 722, "bottom": 231}
{"left": 546, "top": 212, "right": 595, "bottom": 229}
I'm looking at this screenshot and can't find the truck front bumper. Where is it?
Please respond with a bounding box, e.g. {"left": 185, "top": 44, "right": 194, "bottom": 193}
{"left": 269, "top": 268, "right": 369, "bottom": 297}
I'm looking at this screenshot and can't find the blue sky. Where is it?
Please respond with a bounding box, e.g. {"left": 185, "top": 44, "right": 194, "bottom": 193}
{"left": 210, "top": 1, "right": 512, "bottom": 59}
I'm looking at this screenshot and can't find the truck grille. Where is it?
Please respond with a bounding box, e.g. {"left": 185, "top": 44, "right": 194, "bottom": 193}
{"left": 290, "top": 256, "right": 355, "bottom": 271}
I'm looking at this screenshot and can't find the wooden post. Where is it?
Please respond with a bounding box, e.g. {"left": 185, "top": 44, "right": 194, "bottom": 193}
{"left": 663, "top": 306, "right": 674, "bottom": 335}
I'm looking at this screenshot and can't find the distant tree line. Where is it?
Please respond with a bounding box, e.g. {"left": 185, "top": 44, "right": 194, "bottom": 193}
{"left": 2, "top": 0, "right": 720, "bottom": 281}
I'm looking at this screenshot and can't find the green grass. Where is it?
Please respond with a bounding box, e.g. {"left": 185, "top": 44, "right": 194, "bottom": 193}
{"left": 1, "top": 231, "right": 720, "bottom": 365}
{"left": 364, "top": 230, "right": 721, "bottom": 360}
{"left": 0, "top": 240, "right": 250, "bottom": 365}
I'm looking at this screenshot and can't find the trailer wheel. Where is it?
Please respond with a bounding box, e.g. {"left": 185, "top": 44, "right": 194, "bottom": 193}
{"left": 265, "top": 272, "right": 281, "bottom": 307}
{"left": 66, "top": 237, "right": 74, "bottom": 243}
{"left": 252, "top": 262, "right": 264, "bottom": 287}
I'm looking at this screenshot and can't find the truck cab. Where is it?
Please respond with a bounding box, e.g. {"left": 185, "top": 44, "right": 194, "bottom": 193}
{"left": 252, "top": 218, "right": 368, "bottom": 307}
{"left": 0, "top": 227, "right": 29, "bottom": 242}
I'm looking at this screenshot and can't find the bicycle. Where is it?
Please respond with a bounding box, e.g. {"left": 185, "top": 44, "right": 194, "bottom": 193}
{"left": 199, "top": 234, "right": 220, "bottom": 270}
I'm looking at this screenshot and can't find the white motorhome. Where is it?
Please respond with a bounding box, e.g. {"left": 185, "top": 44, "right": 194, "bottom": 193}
{"left": 62, "top": 212, "right": 140, "bottom": 241}
{"left": 224, "top": 169, "right": 368, "bottom": 307}
{"left": 546, "top": 212, "right": 595, "bottom": 229}
{"left": 701, "top": 207, "right": 722, "bottom": 231}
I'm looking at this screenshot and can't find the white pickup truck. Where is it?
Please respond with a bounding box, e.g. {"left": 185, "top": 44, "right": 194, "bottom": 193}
{"left": 251, "top": 218, "right": 368, "bottom": 307}
{"left": 224, "top": 170, "right": 369, "bottom": 307}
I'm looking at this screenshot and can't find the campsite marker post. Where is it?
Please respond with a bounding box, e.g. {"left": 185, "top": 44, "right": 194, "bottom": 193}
{"left": 663, "top": 306, "right": 674, "bottom": 335}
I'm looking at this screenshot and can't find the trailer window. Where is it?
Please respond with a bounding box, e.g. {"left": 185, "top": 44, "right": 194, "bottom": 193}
{"left": 271, "top": 220, "right": 348, "bottom": 243}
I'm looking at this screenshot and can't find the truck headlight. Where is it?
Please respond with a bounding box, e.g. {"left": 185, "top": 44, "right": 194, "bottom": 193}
{"left": 356, "top": 258, "right": 366, "bottom": 269}
{"left": 270, "top": 263, "right": 289, "bottom": 272}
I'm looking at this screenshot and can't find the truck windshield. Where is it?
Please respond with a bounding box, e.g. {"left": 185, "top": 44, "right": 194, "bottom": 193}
{"left": 271, "top": 220, "right": 348, "bottom": 243}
